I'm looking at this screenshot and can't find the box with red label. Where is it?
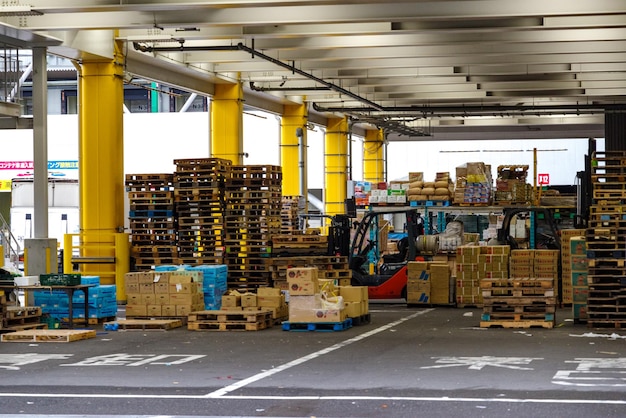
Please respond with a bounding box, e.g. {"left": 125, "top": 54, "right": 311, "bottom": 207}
{"left": 286, "top": 267, "right": 319, "bottom": 281}
{"left": 288, "top": 276, "right": 320, "bottom": 295}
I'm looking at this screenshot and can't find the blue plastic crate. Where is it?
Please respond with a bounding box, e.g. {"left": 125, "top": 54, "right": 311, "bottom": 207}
{"left": 80, "top": 275, "right": 101, "bottom": 286}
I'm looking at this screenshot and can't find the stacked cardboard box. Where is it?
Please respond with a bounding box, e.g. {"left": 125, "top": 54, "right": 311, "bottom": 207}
{"left": 560, "top": 229, "right": 587, "bottom": 304}
{"left": 494, "top": 165, "right": 530, "bottom": 205}
{"left": 406, "top": 260, "right": 451, "bottom": 305}
{"left": 125, "top": 271, "right": 204, "bottom": 318}
{"left": 287, "top": 267, "right": 347, "bottom": 323}
{"left": 338, "top": 285, "right": 369, "bottom": 321}
{"left": 455, "top": 246, "right": 481, "bottom": 306}
{"left": 570, "top": 236, "right": 588, "bottom": 322}
{"left": 510, "top": 249, "right": 559, "bottom": 279}
{"left": 223, "top": 287, "right": 288, "bottom": 322}
{"left": 477, "top": 245, "right": 510, "bottom": 282}
{"left": 407, "top": 261, "right": 431, "bottom": 304}
{"left": 407, "top": 172, "right": 453, "bottom": 204}
{"left": 454, "top": 162, "right": 492, "bottom": 205}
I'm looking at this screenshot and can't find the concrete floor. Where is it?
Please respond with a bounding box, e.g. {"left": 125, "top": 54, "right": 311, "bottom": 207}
{"left": 1, "top": 303, "right": 626, "bottom": 418}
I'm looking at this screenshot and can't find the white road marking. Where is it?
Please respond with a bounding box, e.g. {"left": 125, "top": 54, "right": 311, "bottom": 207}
{"left": 206, "top": 308, "right": 434, "bottom": 398}
{"left": 0, "top": 393, "right": 625, "bottom": 405}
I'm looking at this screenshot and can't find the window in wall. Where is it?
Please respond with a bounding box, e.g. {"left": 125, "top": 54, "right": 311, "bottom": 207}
{"left": 61, "top": 90, "right": 77, "bottom": 114}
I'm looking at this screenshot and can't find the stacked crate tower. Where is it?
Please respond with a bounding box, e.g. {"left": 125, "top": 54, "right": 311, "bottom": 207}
{"left": 281, "top": 195, "right": 305, "bottom": 233}
{"left": 125, "top": 174, "right": 178, "bottom": 270}
{"left": 586, "top": 151, "right": 626, "bottom": 328}
{"left": 224, "top": 165, "right": 282, "bottom": 290}
{"left": 173, "top": 158, "right": 231, "bottom": 266}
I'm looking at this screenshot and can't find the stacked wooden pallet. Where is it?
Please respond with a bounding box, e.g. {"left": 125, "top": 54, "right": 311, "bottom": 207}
{"left": 174, "top": 158, "right": 231, "bottom": 265}
{"left": 271, "top": 232, "right": 329, "bottom": 256}
{"left": 187, "top": 309, "right": 273, "bottom": 331}
{"left": 1, "top": 306, "right": 47, "bottom": 332}
{"left": 280, "top": 195, "right": 304, "bottom": 233}
{"left": 224, "top": 165, "right": 282, "bottom": 290}
{"left": 480, "top": 278, "right": 556, "bottom": 329}
{"left": 125, "top": 173, "right": 178, "bottom": 270}
{"left": 267, "top": 255, "right": 351, "bottom": 291}
{"left": 586, "top": 151, "right": 626, "bottom": 328}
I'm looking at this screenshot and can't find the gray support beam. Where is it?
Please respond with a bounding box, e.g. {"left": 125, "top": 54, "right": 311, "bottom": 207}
{"left": 32, "top": 46, "right": 48, "bottom": 239}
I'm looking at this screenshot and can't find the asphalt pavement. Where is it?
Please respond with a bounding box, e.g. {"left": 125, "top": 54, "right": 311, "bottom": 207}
{"left": 1, "top": 303, "right": 626, "bottom": 418}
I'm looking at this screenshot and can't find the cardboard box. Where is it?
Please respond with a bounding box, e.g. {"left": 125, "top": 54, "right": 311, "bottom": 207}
{"left": 241, "top": 293, "right": 257, "bottom": 307}
{"left": 147, "top": 305, "right": 162, "bottom": 316}
{"left": 222, "top": 294, "right": 241, "bottom": 307}
{"left": 154, "top": 282, "right": 170, "bottom": 294}
{"left": 124, "top": 273, "right": 140, "bottom": 286}
{"left": 176, "top": 305, "right": 194, "bottom": 316}
{"left": 162, "top": 305, "right": 176, "bottom": 316}
{"left": 286, "top": 267, "right": 319, "bottom": 281}
{"left": 169, "top": 274, "right": 193, "bottom": 284}
{"left": 126, "top": 293, "right": 141, "bottom": 304}
{"left": 344, "top": 301, "right": 363, "bottom": 318}
{"left": 407, "top": 291, "right": 430, "bottom": 304}
{"left": 257, "top": 287, "right": 282, "bottom": 297}
{"left": 169, "top": 283, "right": 193, "bottom": 294}
{"left": 571, "top": 272, "right": 588, "bottom": 287}
{"left": 137, "top": 272, "right": 156, "bottom": 285}
{"left": 125, "top": 304, "right": 147, "bottom": 317}
{"left": 339, "top": 286, "right": 364, "bottom": 303}
{"left": 288, "top": 277, "right": 320, "bottom": 295}
{"left": 141, "top": 294, "right": 156, "bottom": 305}
{"left": 573, "top": 303, "right": 587, "bottom": 320}
{"left": 258, "top": 295, "right": 284, "bottom": 308}
{"left": 126, "top": 283, "right": 140, "bottom": 294}
{"left": 152, "top": 272, "right": 170, "bottom": 284}
{"left": 289, "top": 295, "right": 320, "bottom": 310}
{"left": 139, "top": 283, "right": 154, "bottom": 294}
{"left": 170, "top": 293, "right": 194, "bottom": 305}
{"left": 155, "top": 294, "right": 170, "bottom": 305}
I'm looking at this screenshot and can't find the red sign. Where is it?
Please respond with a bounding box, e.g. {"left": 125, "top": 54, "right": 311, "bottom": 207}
{"left": 538, "top": 173, "right": 550, "bottom": 185}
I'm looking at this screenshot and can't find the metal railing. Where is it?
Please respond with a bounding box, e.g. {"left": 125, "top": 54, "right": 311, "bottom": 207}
{"left": 0, "top": 212, "right": 21, "bottom": 270}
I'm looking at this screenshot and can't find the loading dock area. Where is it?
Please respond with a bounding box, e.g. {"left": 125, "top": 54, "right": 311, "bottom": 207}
{"left": 1, "top": 304, "right": 625, "bottom": 418}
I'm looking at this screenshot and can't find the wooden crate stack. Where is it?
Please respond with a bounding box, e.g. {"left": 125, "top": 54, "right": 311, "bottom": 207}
{"left": 494, "top": 165, "right": 531, "bottom": 205}
{"left": 174, "top": 158, "right": 231, "bottom": 266}
{"left": 586, "top": 151, "right": 626, "bottom": 328}
{"left": 224, "top": 165, "right": 282, "bottom": 290}
{"left": 125, "top": 174, "right": 178, "bottom": 270}
{"left": 281, "top": 195, "right": 305, "bottom": 233}
{"left": 480, "top": 249, "right": 558, "bottom": 329}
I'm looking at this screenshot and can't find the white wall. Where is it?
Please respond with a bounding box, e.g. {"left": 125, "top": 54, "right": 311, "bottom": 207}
{"left": 387, "top": 138, "right": 605, "bottom": 185}
{"left": 0, "top": 112, "right": 605, "bottom": 188}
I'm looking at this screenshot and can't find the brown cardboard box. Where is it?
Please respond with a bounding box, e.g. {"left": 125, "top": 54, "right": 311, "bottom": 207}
{"left": 141, "top": 294, "right": 156, "bottom": 305}
{"left": 221, "top": 294, "right": 241, "bottom": 308}
{"left": 258, "top": 295, "right": 284, "bottom": 308}
{"left": 288, "top": 277, "right": 320, "bottom": 295}
{"left": 124, "top": 273, "right": 140, "bottom": 286}
{"left": 137, "top": 272, "right": 156, "bottom": 284}
{"left": 126, "top": 293, "right": 141, "bottom": 304}
{"left": 162, "top": 305, "right": 176, "bottom": 316}
{"left": 126, "top": 283, "right": 140, "bottom": 294}
{"left": 176, "top": 305, "right": 194, "bottom": 316}
{"left": 339, "top": 286, "right": 364, "bottom": 303}
{"left": 344, "top": 301, "right": 363, "bottom": 318}
{"left": 241, "top": 293, "right": 257, "bottom": 307}
{"left": 169, "top": 283, "right": 193, "bottom": 294}
{"left": 257, "top": 287, "right": 281, "bottom": 296}
{"left": 125, "top": 304, "right": 147, "bottom": 317}
{"left": 147, "top": 305, "right": 162, "bottom": 316}
{"left": 169, "top": 274, "right": 193, "bottom": 284}
{"left": 154, "top": 282, "right": 170, "bottom": 294}
{"left": 139, "top": 283, "right": 154, "bottom": 294}
{"left": 286, "top": 267, "right": 319, "bottom": 281}
{"left": 155, "top": 294, "right": 170, "bottom": 305}
{"left": 152, "top": 272, "right": 170, "bottom": 284}
{"left": 169, "top": 293, "right": 194, "bottom": 305}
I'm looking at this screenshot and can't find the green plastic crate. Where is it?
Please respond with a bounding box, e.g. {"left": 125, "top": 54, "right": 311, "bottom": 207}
{"left": 39, "top": 273, "right": 82, "bottom": 286}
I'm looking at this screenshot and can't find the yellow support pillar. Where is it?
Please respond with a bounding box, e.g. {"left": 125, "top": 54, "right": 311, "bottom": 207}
{"left": 211, "top": 82, "right": 243, "bottom": 164}
{"left": 79, "top": 39, "right": 125, "bottom": 285}
{"left": 363, "top": 128, "right": 385, "bottom": 184}
{"left": 281, "top": 103, "right": 308, "bottom": 197}
{"left": 325, "top": 117, "right": 349, "bottom": 216}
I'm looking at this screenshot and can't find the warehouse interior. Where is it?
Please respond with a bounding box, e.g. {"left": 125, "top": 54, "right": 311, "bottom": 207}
{"left": 1, "top": 2, "right": 626, "bottom": 417}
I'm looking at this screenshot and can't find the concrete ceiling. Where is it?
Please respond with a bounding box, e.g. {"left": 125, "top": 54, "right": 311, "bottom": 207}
{"left": 1, "top": 0, "right": 625, "bottom": 140}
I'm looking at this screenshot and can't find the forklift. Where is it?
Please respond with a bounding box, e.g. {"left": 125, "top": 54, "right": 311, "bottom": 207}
{"left": 347, "top": 207, "right": 425, "bottom": 300}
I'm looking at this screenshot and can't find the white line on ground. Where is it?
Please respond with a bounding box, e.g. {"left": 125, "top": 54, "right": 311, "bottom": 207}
{"left": 205, "top": 308, "right": 434, "bottom": 398}
{"left": 0, "top": 393, "right": 625, "bottom": 405}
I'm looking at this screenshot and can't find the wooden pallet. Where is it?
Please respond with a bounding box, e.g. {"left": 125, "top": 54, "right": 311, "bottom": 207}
{"left": 1, "top": 329, "right": 97, "bottom": 342}
{"left": 188, "top": 320, "right": 271, "bottom": 331}
{"left": 479, "top": 320, "right": 554, "bottom": 329}
{"left": 6, "top": 306, "right": 42, "bottom": 319}
{"left": 188, "top": 309, "right": 273, "bottom": 331}
{"left": 0, "top": 322, "right": 47, "bottom": 334}
{"left": 106, "top": 319, "right": 183, "bottom": 331}
{"left": 282, "top": 318, "right": 353, "bottom": 332}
